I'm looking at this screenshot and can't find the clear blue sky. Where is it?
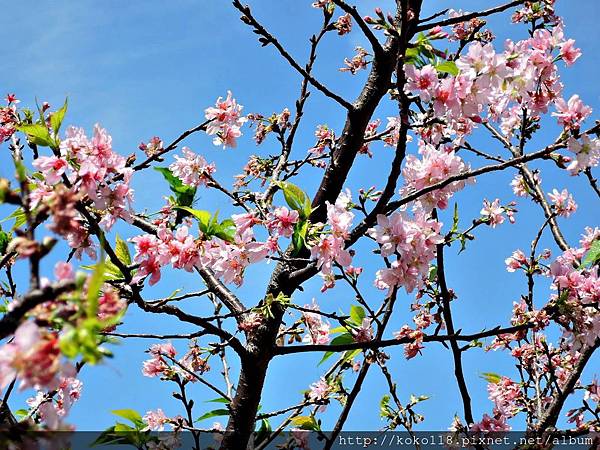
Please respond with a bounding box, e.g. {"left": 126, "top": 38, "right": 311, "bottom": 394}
{"left": 1, "top": 0, "right": 598, "bottom": 432}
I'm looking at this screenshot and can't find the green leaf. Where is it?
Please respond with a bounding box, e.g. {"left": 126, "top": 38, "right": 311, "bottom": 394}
{"left": 1, "top": 208, "right": 27, "bottom": 230}
{"left": 114, "top": 235, "right": 132, "bottom": 266}
{"left": 50, "top": 98, "right": 68, "bottom": 134}
{"left": 205, "top": 397, "right": 231, "bottom": 404}
{"left": 582, "top": 240, "right": 600, "bottom": 267}
{"left": 343, "top": 348, "right": 361, "bottom": 362}
{"left": 254, "top": 418, "right": 272, "bottom": 446}
{"left": 177, "top": 207, "right": 236, "bottom": 242}
{"left": 480, "top": 372, "right": 502, "bottom": 384}
{"left": 277, "top": 181, "right": 312, "bottom": 219}
{"left": 328, "top": 325, "right": 347, "bottom": 334}
{"left": 348, "top": 305, "right": 366, "bottom": 326}
{"left": 14, "top": 409, "right": 28, "bottom": 419}
{"left": 17, "top": 123, "right": 54, "bottom": 148}
{"left": 292, "top": 219, "right": 309, "bottom": 255}
{"left": 290, "top": 415, "right": 320, "bottom": 431}
{"left": 196, "top": 408, "right": 230, "bottom": 422}
{"left": 86, "top": 256, "right": 106, "bottom": 317}
{"left": 214, "top": 218, "right": 236, "bottom": 243}
{"left": 435, "top": 61, "right": 459, "bottom": 76}
{"left": 451, "top": 202, "right": 459, "bottom": 234}
{"left": 318, "top": 332, "right": 354, "bottom": 365}
{"left": 0, "top": 226, "right": 10, "bottom": 254}
{"left": 176, "top": 206, "right": 211, "bottom": 230}
{"left": 111, "top": 409, "right": 144, "bottom": 428}
{"left": 380, "top": 394, "right": 391, "bottom": 418}
{"left": 154, "top": 166, "right": 196, "bottom": 208}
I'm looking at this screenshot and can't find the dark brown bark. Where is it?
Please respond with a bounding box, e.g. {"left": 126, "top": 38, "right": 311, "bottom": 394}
{"left": 220, "top": 2, "right": 424, "bottom": 448}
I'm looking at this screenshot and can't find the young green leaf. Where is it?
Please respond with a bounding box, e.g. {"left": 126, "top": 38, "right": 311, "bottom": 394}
{"left": 50, "top": 98, "right": 68, "bottom": 134}
{"left": 435, "top": 61, "right": 459, "bottom": 76}
{"left": 196, "top": 408, "right": 230, "bottom": 422}
{"left": 480, "top": 372, "right": 502, "bottom": 384}
{"left": 111, "top": 409, "right": 145, "bottom": 428}
{"left": 582, "top": 240, "right": 600, "bottom": 267}
{"left": 348, "top": 305, "right": 366, "bottom": 326}
{"left": 290, "top": 415, "right": 320, "bottom": 431}
{"left": 277, "top": 181, "right": 312, "bottom": 219}
{"left": 17, "top": 123, "right": 55, "bottom": 148}
{"left": 318, "top": 332, "right": 355, "bottom": 365}
{"left": 114, "top": 235, "right": 132, "bottom": 266}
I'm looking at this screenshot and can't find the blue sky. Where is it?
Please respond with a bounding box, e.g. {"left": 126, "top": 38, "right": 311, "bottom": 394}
{"left": 1, "top": 0, "right": 599, "bottom": 433}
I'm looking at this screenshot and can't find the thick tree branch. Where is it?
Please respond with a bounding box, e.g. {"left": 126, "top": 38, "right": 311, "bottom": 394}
{"left": 0, "top": 280, "right": 76, "bottom": 340}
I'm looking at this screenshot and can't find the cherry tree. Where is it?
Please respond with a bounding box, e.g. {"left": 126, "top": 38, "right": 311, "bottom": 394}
{"left": 0, "top": 0, "right": 599, "bottom": 449}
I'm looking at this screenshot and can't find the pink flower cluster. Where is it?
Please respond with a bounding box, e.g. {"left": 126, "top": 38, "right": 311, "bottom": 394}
{"left": 302, "top": 301, "right": 330, "bottom": 345}
{"left": 480, "top": 198, "right": 515, "bottom": 227}
{"left": 30, "top": 125, "right": 134, "bottom": 240}
{"left": 566, "top": 135, "right": 600, "bottom": 174}
{"left": 142, "top": 342, "right": 177, "bottom": 378}
{"left": 334, "top": 13, "right": 352, "bottom": 35}
{"left": 169, "top": 147, "right": 216, "bottom": 188}
{"left": 340, "top": 47, "right": 369, "bottom": 75}
{"left": 401, "top": 142, "right": 470, "bottom": 211}
{"left": 132, "top": 226, "right": 200, "bottom": 286}
{"left": 310, "top": 191, "right": 354, "bottom": 288}
{"left": 266, "top": 206, "right": 299, "bottom": 238}
{"left": 369, "top": 211, "right": 443, "bottom": 294}
{"left": 309, "top": 124, "right": 335, "bottom": 156}
{"left": 26, "top": 376, "right": 83, "bottom": 430}
{"left": 204, "top": 91, "right": 247, "bottom": 148}
{"left": 0, "top": 95, "right": 18, "bottom": 141}
{"left": 0, "top": 321, "right": 74, "bottom": 392}
{"left": 549, "top": 241, "right": 600, "bottom": 350}
{"left": 404, "top": 22, "right": 587, "bottom": 150}
{"left": 143, "top": 408, "right": 170, "bottom": 431}
{"left": 548, "top": 188, "right": 577, "bottom": 218}
{"left": 132, "top": 218, "right": 276, "bottom": 287}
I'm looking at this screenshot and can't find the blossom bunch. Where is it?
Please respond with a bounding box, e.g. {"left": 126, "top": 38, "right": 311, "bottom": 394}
{"left": 204, "top": 91, "right": 247, "bottom": 148}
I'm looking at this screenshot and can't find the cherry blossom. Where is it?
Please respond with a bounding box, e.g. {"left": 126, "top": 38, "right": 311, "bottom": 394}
{"left": 143, "top": 408, "right": 169, "bottom": 431}
{"left": 204, "top": 91, "right": 247, "bottom": 148}
{"left": 340, "top": 47, "right": 369, "bottom": 74}
{"left": 266, "top": 206, "right": 299, "bottom": 238}
{"left": 170, "top": 147, "right": 216, "bottom": 188}
{"left": 566, "top": 135, "right": 600, "bottom": 174}
{"left": 480, "top": 198, "right": 506, "bottom": 227}
{"left": 552, "top": 95, "right": 592, "bottom": 130}
{"left": 548, "top": 188, "right": 578, "bottom": 217}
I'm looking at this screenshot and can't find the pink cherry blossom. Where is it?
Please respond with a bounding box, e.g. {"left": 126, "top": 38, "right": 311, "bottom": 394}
{"left": 302, "top": 301, "right": 331, "bottom": 345}
{"left": 32, "top": 156, "right": 68, "bottom": 185}
{"left": 560, "top": 39, "right": 581, "bottom": 66}
{"left": 505, "top": 249, "right": 528, "bottom": 272}
{"left": 308, "top": 377, "right": 330, "bottom": 402}
{"left": 204, "top": 91, "right": 247, "bottom": 148}
{"left": 170, "top": 147, "right": 216, "bottom": 187}
{"left": 334, "top": 13, "right": 352, "bottom": 35}
{"left": 340, "top": 47, "right": 369, "bottom": 74}
{"left": 405, "top": 64, "right": 438, "bottom": 102}
{"left": 266, "top": 206, "right": 299, "bottom": 238}
{"left": 369, "top": 212, "right": 442, "bottom": 294}
{"left": 552, "top": 95, "right": 592, "bottom": 130}
{"left": 401, "top": 142, "right": 470, "bottom": 211}
{"left": 470, "top": 414, "right": 511, "bottom": 432}
{"left": 480, "top": 198, "right": 505, "bottom": 227}
{"left": 566, "top": 135, "right": 600, "bottom": 174}
{"left": 548, "top": 188, "right": 577, "bottom": 217}
{"left": 352, "top": 318, "right": 374, "bottom": 343}
{"left": 143, "top": 408, "right": 169, "bottom": 431}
